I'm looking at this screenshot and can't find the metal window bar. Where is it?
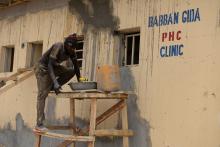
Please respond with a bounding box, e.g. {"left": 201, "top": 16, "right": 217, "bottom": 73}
{"left": 134, "top": 35, "right": 140, "bottom": 65}
{"left": 76, "top": 40, "right": 84, "bottom": 68}
{"left": 75, "top": 51, "right": 83, "bottom": 59}
{"left": 131, "top": 36, "right": 135, "bottom": 65}
{"left": 76, "top": 40, "right": 84, "bottom": 50}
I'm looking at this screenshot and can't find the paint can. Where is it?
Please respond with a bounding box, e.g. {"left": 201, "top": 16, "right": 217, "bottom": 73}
{"left": 96, "top": 65, "right": 121, "bottom": 92}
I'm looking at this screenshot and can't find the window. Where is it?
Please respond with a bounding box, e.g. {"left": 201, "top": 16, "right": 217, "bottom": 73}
{"left": 122, "top": 32, "right": 140, "bottom": 66}
{"left": 76, "top": 37, "right": 84, "bottom": 68}
{"left": 25, "top": 42, "right": 43, "bottom": 68}
{"left": 0, "top": 46, "right": 15, "bottom": 72}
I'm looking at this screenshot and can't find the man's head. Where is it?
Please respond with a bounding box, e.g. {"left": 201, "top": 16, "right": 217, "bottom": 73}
{"left": 64, "top": 33, "right": 78, "bottom": 55}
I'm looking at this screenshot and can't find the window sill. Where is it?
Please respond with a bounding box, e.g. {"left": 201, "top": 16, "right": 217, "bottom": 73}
{"left": 121, "top": 64, "right": 139, "bottom": 68}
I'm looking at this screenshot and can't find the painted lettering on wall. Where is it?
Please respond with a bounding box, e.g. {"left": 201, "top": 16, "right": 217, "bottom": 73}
{"left": 160, "top": 31, "right": 184, "bottom": 57}
{"left": 147, "top": 8, "right": 201, "bottom": 58}
{"left": 148, "top": 8, "right": 201, "bottom": 27}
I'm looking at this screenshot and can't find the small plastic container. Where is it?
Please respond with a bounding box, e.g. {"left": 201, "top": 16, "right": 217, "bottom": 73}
{"left": 96, "top": 65, "right": 121, "bottom": 92}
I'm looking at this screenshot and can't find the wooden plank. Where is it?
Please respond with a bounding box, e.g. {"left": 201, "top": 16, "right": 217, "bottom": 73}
{"left": 45, "top": 125, "right": 72, "bottom": 130}
{"left": 49, "top": 92, "right": 128, "bottom": 99}
{"left": 60, "top": 99, "right": 126, "bottom": 140}
{"left": 77, "top": 99, "right": 126, "bottom": 135}
{"left": 34, "top": 135, "right": 41, "bottom": 147}
{"left": 88, "top": 98, "right": 97, "bottom": 147}
{"left": 70, "top": 99, "right": 75, "bottom": 147}
{"left": 121, "top": 100, "right": 129, "bottom": 147}
{"left": 58, "top": 141, "right": 73, "bottom": 147}
{"left": 58, "top": 140, "right": 72, "bottom": 147}
{"left": 69, "top": 89, "right": 102, "bottom": 93}
{"left": 49, "top": 93, "right": 129, "bottom": 146}
{"left": 58, "top": 98, "right": 97, "bottom": 146}
{"left": 17, "top": 67, "right": 33, "bottom": 73}
{"left": 34, "top": 132, "right": 94, "bottom": 142}
{"left": 89, "top": 98, "right": 97, "bottom": 135}
{"left": 0, "top": 71, "right": 34, "bottom": 95}
{"left": 0, "top": 67, "right": 30, "bottom": 82}
{"left": 95, "top": 129, "right": 134, "bottom": 137}
{"left": 58, "top": 98, "right": 98, "bottom": 146}
{"left": 0, "top": 69, "right": 32, "bottom": 82}
{"left": 96, "top": 99, "right": 125, "bottom": 126}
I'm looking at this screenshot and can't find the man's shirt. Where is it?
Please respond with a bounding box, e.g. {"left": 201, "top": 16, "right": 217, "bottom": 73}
{"left": 39, "top": 42, "right": 77, "bottom": 67}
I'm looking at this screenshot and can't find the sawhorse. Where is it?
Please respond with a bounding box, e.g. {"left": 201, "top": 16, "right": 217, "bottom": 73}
{"left": 34, "top": 90, "right": 133, "bottom": 147}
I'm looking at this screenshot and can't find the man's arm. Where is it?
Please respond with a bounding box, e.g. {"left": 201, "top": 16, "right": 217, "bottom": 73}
{"left": 48, "top": 58, "right": 61, "bottom": 95}
{"left": 48, "top": 44, "right": 62, "bottom": 93}
{"left": 48, "top": 58, "right": 59, "bottom": 85}
{"left": 71, "top": 55, "right": 81, "bottom": 82}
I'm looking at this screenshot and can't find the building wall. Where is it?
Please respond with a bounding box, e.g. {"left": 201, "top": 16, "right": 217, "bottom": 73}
{"left": 113, "top": 0, "right": 220, "bottom": 147}
{"left": 0, "top": 0, "right": 220, "bottom": 147}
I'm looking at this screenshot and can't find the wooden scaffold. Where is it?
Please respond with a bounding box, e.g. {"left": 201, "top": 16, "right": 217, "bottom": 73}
{"left": 33, "top": 90, "right": 133, "bottom": 147}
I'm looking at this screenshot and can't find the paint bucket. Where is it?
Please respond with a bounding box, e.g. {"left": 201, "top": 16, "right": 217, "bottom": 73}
{"left": 96, "top": 65, "right": 121, "bottom": 92}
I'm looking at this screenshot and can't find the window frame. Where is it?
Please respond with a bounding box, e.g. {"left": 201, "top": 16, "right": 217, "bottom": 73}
{"left": 76, "top": 37, "right": 85, "bottom": 69}
{"left": 0, "top": 45, "right": 15, "bottom": 73}
{"left": 25, "top": 41, "right": 43, "bottom": 68}
{"left": 123, "top": 32, "right": 140, "bottom": 66}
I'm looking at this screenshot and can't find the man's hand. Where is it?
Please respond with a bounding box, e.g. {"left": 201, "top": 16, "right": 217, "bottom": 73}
{"left": 54, "top": 82, "right": 61, "bottom": 95}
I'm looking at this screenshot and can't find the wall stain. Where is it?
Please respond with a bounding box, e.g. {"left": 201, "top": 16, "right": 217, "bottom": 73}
{"left": 69, "top": 0, "right": 119, "bottom": 32}
{"left": 147, "top": 0, "right": 159, "bottom": 77}
{"left": 0, "top": 113, "right": 34, "bottom": 147}
{"left": 120, "top": 67, "right": 152, "bottom": 147}
{"left": 0, "top": 113, "right": 124, "bottom": 147}
{"left": 127, "top": 94, "right": 152, "bottom": 147}
{"left": 203, "top": 91, "right": 208, "bottom": 97}
{"left": 211, "top": 93, "right": 216, "bottom": 98}
{"left": 202, "top": 107, "right": 207, "bottom": 111}
{"left": 203, "top": 91, "right": 217, "bottom": 99}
